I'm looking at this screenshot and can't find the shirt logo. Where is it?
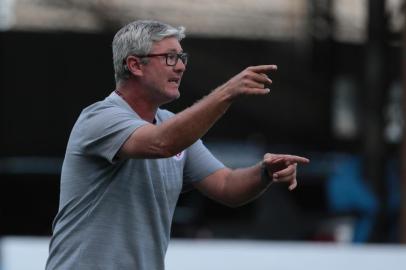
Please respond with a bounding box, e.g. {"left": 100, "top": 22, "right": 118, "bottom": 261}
{"left": 173, "top": 151, "right": 185, "bottom": 161}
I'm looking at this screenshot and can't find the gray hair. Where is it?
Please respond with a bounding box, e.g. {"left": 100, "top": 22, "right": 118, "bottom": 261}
{"left": 112, "top": 20, "right": 186, "bottom": 84}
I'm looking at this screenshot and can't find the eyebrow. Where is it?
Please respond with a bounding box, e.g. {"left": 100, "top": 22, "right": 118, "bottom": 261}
{"left": 165, "top": 49, "right": 183, "bottom": 53}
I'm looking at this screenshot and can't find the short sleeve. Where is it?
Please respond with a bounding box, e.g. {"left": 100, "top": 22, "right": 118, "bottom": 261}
{"left": 71, "top": 104, "right": 149, "bottom": 163}
{"left": 183, "top": 139, "right": 225, "bottom": 186}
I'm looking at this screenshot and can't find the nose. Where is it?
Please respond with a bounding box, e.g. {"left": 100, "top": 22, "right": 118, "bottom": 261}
{"left": 173, "top": 59, "right": 186, "bottom": 73}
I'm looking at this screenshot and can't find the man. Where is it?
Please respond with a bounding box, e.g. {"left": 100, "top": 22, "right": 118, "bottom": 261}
{"left": 46, "top": 20, "right": 309, "bottom": 269}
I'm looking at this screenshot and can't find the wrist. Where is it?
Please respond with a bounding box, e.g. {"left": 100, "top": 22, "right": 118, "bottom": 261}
{"left": 260, "top": 162, "right": 273, "bottom": 187}
{"left": 212, "top": 83, "right": 237, "bottom": 103}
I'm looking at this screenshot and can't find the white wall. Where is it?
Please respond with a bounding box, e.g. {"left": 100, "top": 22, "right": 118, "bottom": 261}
{"left": 1, "top": 237, "right": 406, "bottom": 270}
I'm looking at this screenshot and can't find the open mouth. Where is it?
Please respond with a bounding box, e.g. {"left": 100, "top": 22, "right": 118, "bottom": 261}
{"left": 168, "top": 78, "right": 180, "bottom": 85}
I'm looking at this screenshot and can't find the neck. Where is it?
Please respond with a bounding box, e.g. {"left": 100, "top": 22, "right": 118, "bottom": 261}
{"left": 116, "top": 81, "right": 158, "bottom": 123}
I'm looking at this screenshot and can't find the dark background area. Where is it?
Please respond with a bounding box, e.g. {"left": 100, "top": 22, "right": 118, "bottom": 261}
{"left": 0, "top": 30, "right": 401, "bottom": 242}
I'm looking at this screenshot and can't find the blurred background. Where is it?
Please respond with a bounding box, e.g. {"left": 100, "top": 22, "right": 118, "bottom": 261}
{"left": 1, "top": 0, "right": 406, "bottom": 269}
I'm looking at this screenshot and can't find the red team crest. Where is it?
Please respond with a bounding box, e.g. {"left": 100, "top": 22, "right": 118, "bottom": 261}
{"left": 173, "top": 151, "right": 184, "bottom": 161}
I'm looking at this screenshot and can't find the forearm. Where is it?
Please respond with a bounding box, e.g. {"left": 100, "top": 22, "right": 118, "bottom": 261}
{"left": 221, "top": 154, "right": 310, "bottom": 206}
{"left": 219, "top": 163, "right": 273, "bottom": 207}
{"left": 155, "top": 87, "right": 233, "bottom": 156}
{"left": 196, "top": 154, "right": 308, "bottom": 207}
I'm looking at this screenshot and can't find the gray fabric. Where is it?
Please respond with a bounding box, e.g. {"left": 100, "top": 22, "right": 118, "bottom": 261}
{"left": 46, "top": 91, "right": 225, "bottom": 270}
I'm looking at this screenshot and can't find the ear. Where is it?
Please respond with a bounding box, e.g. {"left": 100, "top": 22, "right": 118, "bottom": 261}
{"left": 125, "top": 55, "right": 144, "bottom": 77}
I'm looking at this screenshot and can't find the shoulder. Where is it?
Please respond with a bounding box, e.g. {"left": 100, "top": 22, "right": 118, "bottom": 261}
{"left": 156, "top": 108, "right": 175, "bottom": 121}
{"left": 80, "top": 92, "right": 138, "bottom": 122}
{"left": 71, "top": 93, "right": 143, "bottom": 139}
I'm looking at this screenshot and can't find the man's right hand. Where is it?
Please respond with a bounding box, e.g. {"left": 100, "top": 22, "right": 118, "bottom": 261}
{"left": 215, "top": 65, "right": 278, "bottom": 100}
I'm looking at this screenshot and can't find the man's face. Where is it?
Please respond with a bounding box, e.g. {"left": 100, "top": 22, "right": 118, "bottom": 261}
{"left": 140, "top": 37, "right": 186, "bottom": 105}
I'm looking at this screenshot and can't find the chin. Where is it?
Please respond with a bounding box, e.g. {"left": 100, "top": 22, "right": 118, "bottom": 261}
{"left": 167, "top": 88, "right": 180, "bottom": 99}
{"left": 169, "top": 92, "right": 181, "bottom": 102}
{"left": 173, "top": 91, "right": 180, "bottom": 99}
{"left": 159, "top": 91, "right": 180, "bottom": 105}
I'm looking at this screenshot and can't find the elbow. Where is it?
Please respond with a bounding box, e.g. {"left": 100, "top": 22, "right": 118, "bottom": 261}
{"left": 121, "top": 124, "right": 185, "bottom": 159}
{"left": 129, "top": 136, "right": 182, "bottom": 159}
{"left": 154, "top": 139, "right": 182, "bottom": 158}
{"left": 148, "top": 126, "right": 192, "bottom": 158}
{"left": 157, "top": 149, "right": 177, "bottom": 159}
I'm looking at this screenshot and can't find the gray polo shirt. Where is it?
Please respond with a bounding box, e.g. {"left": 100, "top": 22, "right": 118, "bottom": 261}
{"left": 46, "top": 92, "right": 224, "bottom": 270}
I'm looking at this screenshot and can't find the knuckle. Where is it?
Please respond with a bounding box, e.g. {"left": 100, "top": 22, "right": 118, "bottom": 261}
{"left": 243, "top": 70, "right": 253, "bottom": 78}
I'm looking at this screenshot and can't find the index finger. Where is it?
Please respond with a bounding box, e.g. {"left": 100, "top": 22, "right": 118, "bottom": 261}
{"left": 264, "top": 155, "right": 309, "bottom": 164}
{"left": 282, "top": 155, "right": 310, "bottom": 164}
{"left": 248, "top": 65, "right": 278, "bottom": 73}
